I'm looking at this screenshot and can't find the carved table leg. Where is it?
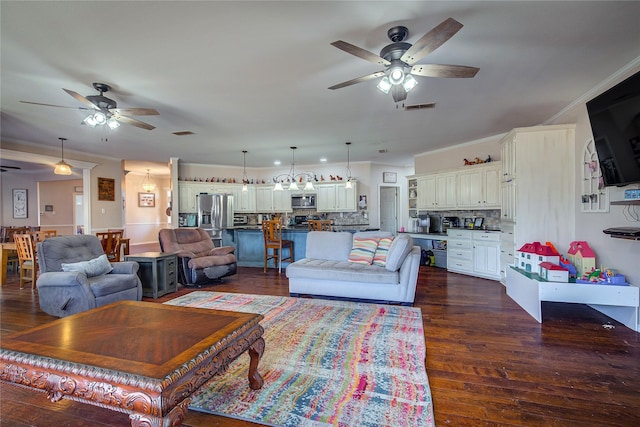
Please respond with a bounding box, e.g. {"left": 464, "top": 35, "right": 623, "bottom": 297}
{"left": 129, "top": 398, "right": 190, "bottom": 427}
{"left": 248, "top": 337, "right": 265, "bottom": 390}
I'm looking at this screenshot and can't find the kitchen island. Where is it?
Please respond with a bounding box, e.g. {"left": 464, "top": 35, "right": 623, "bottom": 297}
{"left": 223, "top": 225, "right": 377, "bottom": 268}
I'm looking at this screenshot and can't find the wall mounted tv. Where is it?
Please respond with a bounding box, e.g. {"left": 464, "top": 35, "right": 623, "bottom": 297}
{"left": 586, "top": 70, "right": 640, "bottom": 187}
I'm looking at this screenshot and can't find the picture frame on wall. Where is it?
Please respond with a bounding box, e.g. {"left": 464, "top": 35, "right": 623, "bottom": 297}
{"left": 97, "top": 177, "right": 115, "bottom": 201}
{"left": 383, "top": 172, "right": 397, "bottom": 183}
{"left": 138, "top": 192, "right": 156, "bottom": 207}
{"left": 12, "top": 188, "right": 28, "bottom": 219}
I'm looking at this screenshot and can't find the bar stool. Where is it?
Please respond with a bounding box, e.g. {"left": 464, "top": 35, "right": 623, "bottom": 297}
{"left": 262, "top": 220, "right": 294, "bottom": 273}
{"left": 308, "top": 220, "right": 333, "bottom": 231}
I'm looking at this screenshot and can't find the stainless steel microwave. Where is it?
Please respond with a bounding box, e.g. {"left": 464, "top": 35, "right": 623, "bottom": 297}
{"left": 291, "top": 194, "right": 316, "bottom": 209}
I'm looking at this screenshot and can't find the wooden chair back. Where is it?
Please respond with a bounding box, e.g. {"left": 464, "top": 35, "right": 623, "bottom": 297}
{"left": 262, "top": 220, "right": 293, "bottom": 273}
{"left": 308, "top": 220, "right": 333, "bottom": 231}
{"left": 14, "top": 233, "right": 37, "bottom": 289}
{"left": 32, "top": 230, "right": 57, "bottom": 242}
{"left": 7, "top": 227, "right": 30, "bottom": 242}
{"left": 96, "top": 231, "right": 123, "bottom": 262}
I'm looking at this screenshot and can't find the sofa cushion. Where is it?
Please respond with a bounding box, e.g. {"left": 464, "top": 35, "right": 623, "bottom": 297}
{"left": 385, "top": 234, "right": 413, "bottom": 271}
{"left": 305, "top": 231, "right": 353, "bottom": 261}
{"left": 88, "top": 272, "right": 140, "bottom": 297}
{"left": 372, "top": 237, "right": 394, "bottom": 267}
{"left": 61, "top": 254, "right": 113, "bottom": 277}
{"left": 286, "top": 258, "right": 399, "bottom": 284}
{"left": 348, "top": 236, "right": 380, "bottom": 265}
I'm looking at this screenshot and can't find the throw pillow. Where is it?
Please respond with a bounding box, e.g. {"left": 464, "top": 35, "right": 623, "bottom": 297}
{"left": 385, "top": 234, "right": 413, "bottom": 271}
{"left": 348, "top": 237, "right": 380, "bottom": 265}
{"left": 372, "top": 237, "right": 394, "bottom": 267}
{"left": 61, "top": 254, "right": 113, "bottom": 277}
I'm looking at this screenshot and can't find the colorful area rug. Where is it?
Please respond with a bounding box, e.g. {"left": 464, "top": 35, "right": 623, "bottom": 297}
{"left": 166, "top": 291, "right": 434, "bottom": 427}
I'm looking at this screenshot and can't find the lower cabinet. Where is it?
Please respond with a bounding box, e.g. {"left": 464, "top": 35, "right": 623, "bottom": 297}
{"left": 447, "top": 229, "right": 501, "bottom": 280}
{"left": 447, "top": 229, "right": 473, "bottom": 274}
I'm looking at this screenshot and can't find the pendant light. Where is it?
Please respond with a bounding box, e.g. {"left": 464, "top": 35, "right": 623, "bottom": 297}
{"left": 54, "top": 137, "right": 72, "bottom": 175}
{"left": 142, "top": 169, "right": 156, "bottom": 192}
{"left": 241, "top": 150, "right": 249, "bottom": 192}
{"left": 344, "top": 142, "right": 353, "bottom": 189}
{"left": 273, "top": 146, "right": 315, "bottom": 192}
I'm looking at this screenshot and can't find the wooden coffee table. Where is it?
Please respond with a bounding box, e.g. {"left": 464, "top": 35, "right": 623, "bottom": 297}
{"left": 0, "top": 300, "right": 265, "bottom": 427}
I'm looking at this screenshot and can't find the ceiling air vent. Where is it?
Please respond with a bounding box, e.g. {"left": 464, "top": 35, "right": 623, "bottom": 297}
{"left": 404, "top": 103, "right": 436, "bottom": 111}
{"left": 173, "top": 131, "right": 195, "bottom": 136}
{"left": 378, "top": 149, "right": 388, "bottom": 154}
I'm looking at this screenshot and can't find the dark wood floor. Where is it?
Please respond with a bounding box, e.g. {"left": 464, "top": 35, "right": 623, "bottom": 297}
{"left": 1, "top": 266, "right": 638, "bottom": 427}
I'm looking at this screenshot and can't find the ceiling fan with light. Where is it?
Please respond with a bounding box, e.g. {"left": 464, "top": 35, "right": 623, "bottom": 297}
{"left": 328, "top": 17, "right": 479, "bottom": 105}
{"left": 21, "top": 82, "right": 159, "bottom": 130}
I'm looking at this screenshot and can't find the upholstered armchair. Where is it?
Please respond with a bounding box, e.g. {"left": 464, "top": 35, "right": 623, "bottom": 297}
{"left": 36, "top": 235, "right": 142, "bottom": 317}
{"left": 158, "top": 228, "right": 237, "bottom": 286}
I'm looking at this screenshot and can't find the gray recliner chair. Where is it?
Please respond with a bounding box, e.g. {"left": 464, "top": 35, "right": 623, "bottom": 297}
{"left": 36, "top": 235, "right": 142, "bottom": 317}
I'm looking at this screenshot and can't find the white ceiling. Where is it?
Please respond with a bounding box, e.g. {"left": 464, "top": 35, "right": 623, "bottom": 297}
{"left": 2, "top": 1, "right": 640, "bottom": 175}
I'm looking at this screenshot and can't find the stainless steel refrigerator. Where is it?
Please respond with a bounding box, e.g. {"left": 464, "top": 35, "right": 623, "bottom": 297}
{"left": 196, "top": 193, "right": 234, "bottom": 246}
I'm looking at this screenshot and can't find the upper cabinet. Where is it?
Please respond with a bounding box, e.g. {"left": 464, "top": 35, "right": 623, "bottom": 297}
{"left": 457, "top": 164, "right": 501, "bottom": 209}
{"left": 255, "top": 185, "right": 292, "bottom": 213}
{"left": 317, "top": 182, "right": 357, "bottom": 212}
{"left": 415, "top": 163, "right": 501, "bottom": 211}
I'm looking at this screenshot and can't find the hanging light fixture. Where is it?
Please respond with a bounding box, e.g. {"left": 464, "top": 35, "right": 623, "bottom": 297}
{"left": 241, "top": 150, "right": 249, "bottom": 192}
{"left": 344, "top": 142, "right": 353, "bottom": 189}
{"left": 54, "top": 137, "right": 72, "bottom": 175}
{"left": 142, "top": 169, "right": 156, "bottom": 192}
{"left": 273, "top": 146, "right": 315, "bottom": 192}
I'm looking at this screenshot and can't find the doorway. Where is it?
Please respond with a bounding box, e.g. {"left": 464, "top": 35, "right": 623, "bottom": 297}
{"left": 379, "top": 186, "right": 399, "bottom": 234}
{"left": 73, "top": 192, "right": 84, "bottom": 234}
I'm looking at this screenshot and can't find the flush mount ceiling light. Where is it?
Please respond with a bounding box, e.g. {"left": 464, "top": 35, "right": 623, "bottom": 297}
{"left": 273, "top": 147, "right": 316, "bottom": 192}
{"left": 54, "top": 137, "right": 72, "bottom": 175}
{"left": 241, "top": 150, "right": 249, "bottom": 192}
{"left": 344, "top": 142, "right": 353, "bottom": 189}
{"left": 141, "top": 169, "right": 156, "bottom": 192}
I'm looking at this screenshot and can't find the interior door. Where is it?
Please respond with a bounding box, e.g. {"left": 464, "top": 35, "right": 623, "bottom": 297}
{"left": 379, "top": 186, "right": 398, "bottom": 234}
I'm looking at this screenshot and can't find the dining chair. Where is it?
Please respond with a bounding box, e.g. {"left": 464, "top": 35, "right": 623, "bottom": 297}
{"left": 14, "top": 233, "right": 37, "bottom": 289}
{"left": 262, "top": 219, "right": 294, "bottom": 273}
{"left": 307, "top": 220, "right": 333, "bottom": 231}
{"left": 5, "top": 227, "right": 30, "bottom": 272}
{"left": 32, "top": 229, "right": 57, "bottom": 242}
{"left": 96, "top": 231, "right": 123, "bottom": 262}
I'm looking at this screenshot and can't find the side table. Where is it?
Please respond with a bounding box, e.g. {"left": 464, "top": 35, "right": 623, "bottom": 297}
{"left": 125, "top": 252, "right": 178, "bottom": 299}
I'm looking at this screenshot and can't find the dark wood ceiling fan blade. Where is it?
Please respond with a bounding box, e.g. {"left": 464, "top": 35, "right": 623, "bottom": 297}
{"left": 400, "top": 17, "right": 464, "bottom": 65}
{"left": 115, "top": 115, "right": 155, "bottom": 130}
{"left": 0, "top": 165, "right": 21, "bottom": 169}
{"left": 20, "top": 100, "right": 91, "bottom": 110}
{"left": 63, "top": 88, "right": 99, "bottom": 109}
{"left": 111, "top": 108, "right": 159, "bottom": 116}
{"left": 391, "top": 85, "right": 407, "bottom": 103}
{"left": 410, "top": 64, "right": 479, "bottom": 78}
{"left": 328, "top": 71, "right": 386, "bottom": 90}
{"left": 331, "top": 41, "right": 391, "bottom": 66}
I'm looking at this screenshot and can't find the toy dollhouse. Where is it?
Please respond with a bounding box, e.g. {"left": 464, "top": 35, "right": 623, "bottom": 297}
{"left": 566, "top": 241, "right": 596, "bottom": 277}
{"left": 515, "top": 242, "right": 560, "bottom": 273}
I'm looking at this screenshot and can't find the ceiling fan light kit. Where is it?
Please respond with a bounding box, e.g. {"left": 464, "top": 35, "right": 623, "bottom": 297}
{"left": 54, "top": 137, "right": 72, "bottom": 175}
{"left": 22, "top": 82, "right": 158, "bottom": 130}
{"left": 329, "top": 18, "right": 478, "bottom": 105}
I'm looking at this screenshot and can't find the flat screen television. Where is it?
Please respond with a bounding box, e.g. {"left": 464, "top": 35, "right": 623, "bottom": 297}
{"left": 586, "top": 70, "right": 640, "bottom": 187}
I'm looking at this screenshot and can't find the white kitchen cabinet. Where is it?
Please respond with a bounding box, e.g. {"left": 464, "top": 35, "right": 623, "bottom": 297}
{"left": 447, "top": 229, "right": 473, "bottom": 274}
{"left": 178, "top": 183, "right": 197, "bottom": 213}
{"left": 255, "top": 186, "right": 292, "bottom": 213}
{"left": 500, "top": 124, "right": 575, "bottom": 285}
{"left": 231, "top": 186, "right": 256, "bottom": 213}
{"left": 417, "top": 173, "right": 456, "bottom": 210}
{"left": 317, "top": 182, "right": 357, "bottom": 212}
{"left": 457, "top": 163, "right": 501, "bottom": 209}
{"left": 448, "top": 229, "right": 501, "bottom": 280}
{"left": 472, "top": 231, "right": 501, "bottom": 280}
{"left": 408, "top": 177, "right": 418, "bottom": 218}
